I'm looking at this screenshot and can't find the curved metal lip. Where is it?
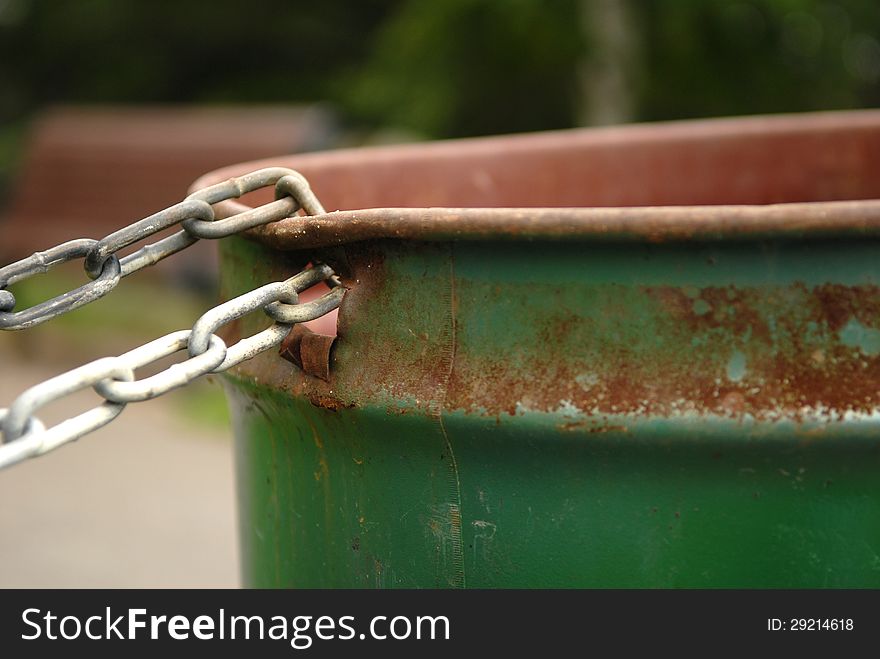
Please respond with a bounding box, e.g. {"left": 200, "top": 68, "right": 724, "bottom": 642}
{"left": 191, "top": 111, "right": 880, "bottom": 248}
{"left": 215, "top": 202, "right": 880, "bottom": 249}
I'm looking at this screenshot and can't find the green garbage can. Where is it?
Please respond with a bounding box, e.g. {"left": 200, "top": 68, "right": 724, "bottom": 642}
{"left": 194, "top": 111, "right": 880, "bottom": 587}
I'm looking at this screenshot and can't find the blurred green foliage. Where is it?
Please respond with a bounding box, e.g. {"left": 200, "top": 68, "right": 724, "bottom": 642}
{"left": 339, "top": 0, "right": 583, "bottom": 137}
{"left": 0, "top": 0, "right": 877, "bottom": 165}
{"left": 637, "top": 0, "right": 880, "bottom": 120}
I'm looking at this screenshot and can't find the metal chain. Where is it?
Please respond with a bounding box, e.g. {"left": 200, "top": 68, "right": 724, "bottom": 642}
{"left": 0, "top": 167, "right": 324, "bottom": 330}
{"left": 0, "top": 168, "right": 344, "bottom": 470}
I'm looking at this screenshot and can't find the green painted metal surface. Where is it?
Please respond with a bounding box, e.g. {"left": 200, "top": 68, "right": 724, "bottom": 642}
{"left": 219, "top": 234, "right": 880, "bottom": 588}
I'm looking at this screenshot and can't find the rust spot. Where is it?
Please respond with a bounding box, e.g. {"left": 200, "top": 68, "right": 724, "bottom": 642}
{"left": 384, "top": 405, "right": 410, "bottom": 416}
{"left": 813, "top": 283, "right": 880, "bottom": 331}
{"left": 335, "top": 243, "right": 386, "bottom": 336}
{"left": 643, "top": 285, "right": 772, "bottom": 342}
{"left": 720, "top": 391, "right": 746, "bottom": 414}
{"left": 558, "top": 420, "right": 629, "bottom": 433}
{"left": 443, "top": 282, "right": 880, "bottom": 422}
{"left": 305, "top": 392, "right": 354, "bottom": 412}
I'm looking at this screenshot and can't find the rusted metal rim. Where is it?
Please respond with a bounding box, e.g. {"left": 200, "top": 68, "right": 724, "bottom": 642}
{"left": 191, "top": 110, "right": 880, "bottom": 247}
{"left": 232, "top": 202, "right": 880, "bottom": 248}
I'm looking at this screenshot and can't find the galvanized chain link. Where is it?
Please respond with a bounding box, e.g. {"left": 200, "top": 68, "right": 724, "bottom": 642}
{"left": 0, "top": 265, "right": 344, "bottom": 469}
{"left": 0, "top": 168, "right": 344, "bottom": 470}
{"left": 0, "top": 167, "right": 325, "bottom": 330}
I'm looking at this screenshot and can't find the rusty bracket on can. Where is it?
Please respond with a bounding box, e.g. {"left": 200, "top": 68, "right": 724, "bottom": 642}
{"left": 279, "top": 325, "right": 337, "bottom": 381}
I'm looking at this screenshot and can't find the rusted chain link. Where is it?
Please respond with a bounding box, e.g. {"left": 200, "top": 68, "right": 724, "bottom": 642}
{"left": 0, "top": 168, "right": 344, "bottom": 469}
{"left": 0, "top": 167, "right": 324, "bottom": 330}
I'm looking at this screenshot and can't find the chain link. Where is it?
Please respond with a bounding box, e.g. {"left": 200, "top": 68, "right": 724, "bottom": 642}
{"left": 0, "top": 239, "right": 122, "bottom": 330}
{"left": 83, "top": 198, "right": 213, "bottom": 279}
{"left": 0, "top": 168, "right": 345, "bottom": 469}
{"left": 0, "top": 265, "right": 344, "bottom": 470}
{"left": 0, "top": 167, "right": 323, "bottom": 330}
{"left": 92, "top": 332, "right": 228, "bottom": 404}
